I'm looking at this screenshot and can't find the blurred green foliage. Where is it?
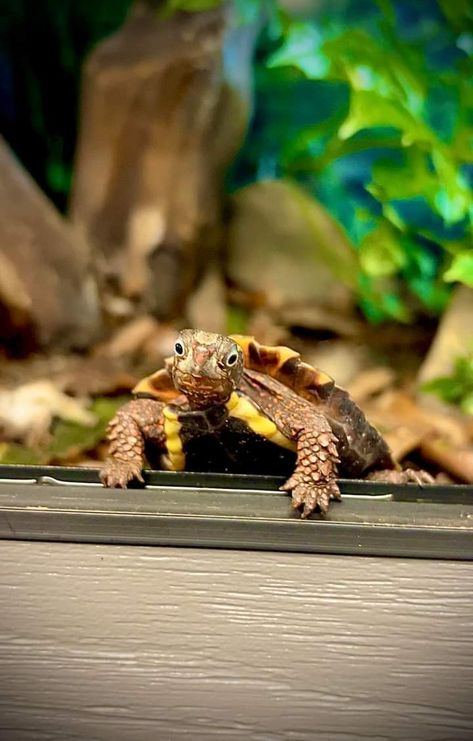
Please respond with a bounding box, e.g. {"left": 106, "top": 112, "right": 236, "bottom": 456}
{"left": 0, "top": 0, "right": 471, "bottom": 322}
{"left": 422, "top": 350, "right": 473, "bottom": 414}
{"left": 231, "top": 0, "right": 473, "bottom": 322}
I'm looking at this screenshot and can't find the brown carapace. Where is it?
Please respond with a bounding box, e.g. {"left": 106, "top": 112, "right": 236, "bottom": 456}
{"left": 100, "top": 330, "right": 432, "bottom": 518}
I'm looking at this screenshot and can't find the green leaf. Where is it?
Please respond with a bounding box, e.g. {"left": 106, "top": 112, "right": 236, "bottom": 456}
{"left": 46, "top": 397, "right": 127, "bottom": 461}
{"left": 338, "top": 90, "right": 429, "bottom": 143}
{"left": 164, "top": 0, "right": 222, "bottom": 11}
{"left": 453, "top": 76, "right": 473, "bottom": 161}
{"left": 380, "top": 291, "right": 411, "bottom": 322}
{"left": 430, "top": 149, "right": 472, "bottom": 224}
{"left": 421, "top": 377, "right": 465, "bottom": 403}
{"left": 226, "top": 304, "right": 250, "bottom": 335}
{"left": 266, "top": 22, "right": 329, "bottom": 78}
{"left": 461, "top": 392, "right": 473, "bottom": 415}
{"left": 381, "top": 203, "right": 406, "bottom": 231}
{"left": 444, "top": 252, "right": 473, "bottom": 286}
{"left": 359, "top": 222, "right": 407, "bottom": 277}
{"left": 434, "top": 187, "right": 471, "bottom": 224}
{"left": 455, "top": 354, "right": 473, "bottom": 382}
{"left": 437, "top": 0, "right": 473, "bottom": 32}
{"left": 0, "top": 443, "right": 47, "bottom": 465}
{"left": 409, "top": 277, "right": 451, "bottom": 313}
{"left": 421, "top": 348, "right": 473, "bottom": 414}
{"left": 323, "top": 29, "right": 425, "bottom": 112}
{"left": 0, "top": 396, "right": 127, "bottom": 466}
{"left": 359, "top": 288, "right": 411, "bottom": 323}
{"left": 357, "top": 272, "right": 412, "bottom": 323}
{"left": 369, "top": 147, "right": 472, "bottom": 226}
{"left": 374, "top": 0, "right": 396, "bottom": 27}
{"left": 47, "top": 160, "right": 71, "bottom": 195}
{"left": 368, "top": 148, "right": 435, "bottom": 203}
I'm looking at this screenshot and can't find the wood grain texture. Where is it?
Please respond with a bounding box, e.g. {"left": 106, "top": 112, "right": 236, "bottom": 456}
{"left": 0, "top": 541, "right": 472, "bottom": 741}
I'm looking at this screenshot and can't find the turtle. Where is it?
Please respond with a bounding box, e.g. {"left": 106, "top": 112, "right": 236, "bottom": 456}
{"left": 100, "top": 329, "right": 432, "bottom": 517}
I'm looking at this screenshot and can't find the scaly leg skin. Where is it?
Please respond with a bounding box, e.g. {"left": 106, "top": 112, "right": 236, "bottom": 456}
{"left": 239, "top": 372, "right": 342, "bottom": 518}
{"left": 281, "top": 421, "right": 341, "bottom": 518}
{"left": 367, "top": 468, "right": 435, "bottom": 485}
{"left": 100, "top": 398, "right": 166, "bottom": 488}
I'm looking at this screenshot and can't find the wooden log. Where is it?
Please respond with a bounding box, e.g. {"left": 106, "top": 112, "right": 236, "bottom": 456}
{"left": 70, "top": 2, "right": 241, "bottom": 322}
{"left": 418, "top": 285, "right": 473, "bottom": 384}
{"left": 0, "top": 137, "right": 100, "bottom": 354}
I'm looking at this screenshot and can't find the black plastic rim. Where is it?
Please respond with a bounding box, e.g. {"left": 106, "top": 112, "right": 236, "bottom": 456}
{"left": 0, "top": 464, "right": 472, "bottom": 560}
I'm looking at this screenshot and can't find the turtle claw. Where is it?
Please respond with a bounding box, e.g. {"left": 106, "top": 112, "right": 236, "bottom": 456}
{"left": 280, "top": 475, "right": 297, "bottom": 493}
{"left": 367, "top": 468, "right": 435, "bottom": 486}
{"left": 100, "top": 460, "right": 144, "bottom": 488}
{"left": 401, "top": 468, "right": 435, "bottom": 485}
{"left": 281, "top": 475, "right": 340, "bottom": 518}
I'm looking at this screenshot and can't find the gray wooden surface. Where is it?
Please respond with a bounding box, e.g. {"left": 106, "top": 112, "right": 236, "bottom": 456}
{"left": 0, "top": 541, "right": 472, "bottom": 741}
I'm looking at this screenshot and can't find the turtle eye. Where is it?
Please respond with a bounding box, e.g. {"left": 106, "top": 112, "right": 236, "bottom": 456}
{"left": 174, "top": 340, "right": 185, "bottom": 356}
{"left": 226, "top": 349, "right": 239, "bottom": 367}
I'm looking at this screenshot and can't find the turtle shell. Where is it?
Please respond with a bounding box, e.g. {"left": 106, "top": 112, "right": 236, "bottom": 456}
{"left": 230, "top": 335, "right": 395, "bottom": 475}
{"left": 133, "top": 357, "right": 180, "bottom": 401}
{"left": 132, "top": 334, "right": 395, "bottom": 476}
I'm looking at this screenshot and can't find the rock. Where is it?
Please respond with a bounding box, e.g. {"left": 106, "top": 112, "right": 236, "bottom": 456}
{"left": 0, "top": 137, "right": 100, "bottom": 352}
{"left": 186, "top": 268, "right": 227, "bottom": 334}
{"left": 418, "top": 285, "right": 473, "bottom": 384}
{"left": 226, "top": 179, "right": 358, "bottom": 311}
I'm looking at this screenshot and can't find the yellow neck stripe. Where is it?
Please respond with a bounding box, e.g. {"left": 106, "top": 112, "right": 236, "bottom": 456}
{"left": 225, "top": 393, "right": 295, "bottom": 451}
{"left": 163, "top": 405, "right": 185, "bottom": 471}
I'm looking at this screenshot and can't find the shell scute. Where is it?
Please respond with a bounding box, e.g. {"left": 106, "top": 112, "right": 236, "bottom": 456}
{"left": 232, "top": 334, "right": 394, "bottom": 474}
{"left": 133, "top": 367, "right": 180, "bottom": 402}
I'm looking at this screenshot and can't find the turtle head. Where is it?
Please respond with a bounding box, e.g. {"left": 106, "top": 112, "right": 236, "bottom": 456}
{"left": 171, "top": 329, "right": 244, "bottom": 408}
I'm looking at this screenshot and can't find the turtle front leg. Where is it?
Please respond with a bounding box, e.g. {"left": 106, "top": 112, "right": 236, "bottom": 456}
{"left": 100, "top": 398, "right": 166, "bottom": 488}
{"left": 281, "top": 416, "right": 341, "bottom": 518}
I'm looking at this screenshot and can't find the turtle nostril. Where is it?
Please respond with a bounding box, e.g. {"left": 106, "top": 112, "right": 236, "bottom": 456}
{"left": 193, "top": 345, "right": 212, "bottom": 365}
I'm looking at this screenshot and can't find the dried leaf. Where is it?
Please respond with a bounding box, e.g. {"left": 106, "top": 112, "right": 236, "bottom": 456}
{"left": 364, "top": 389, "right": 471, "bottom": 466}
{"left": 420, "top": 438, "right": 473, "bottom": 484}
{"left": 304, "top": 341, "right": 368, "bottom": 388}
{"left": 46, "top": 397, "right": 127, "bottom": 462}
{"left": 348, "top": 367, "right": 395, "bottom": 405}
{"left": 278, "top": 303, "right": 362, "bottom": 337}
{"left": 94, "top": 316, "right": 160, "bottom": 359}
{"left": 0, "top": 396, "right": 127, "bottom": 465}
{"left": 0, "top": 380, "right": 96, "bottom": 448}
